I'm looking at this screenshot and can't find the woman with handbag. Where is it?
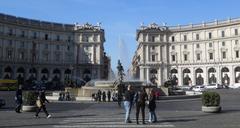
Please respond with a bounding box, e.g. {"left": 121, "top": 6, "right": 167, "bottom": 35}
{"left": 35, "top": 90, "right": 51, "bottom": 118}
{"left": 148, "top": 90, "right": 157, "bottom": 123}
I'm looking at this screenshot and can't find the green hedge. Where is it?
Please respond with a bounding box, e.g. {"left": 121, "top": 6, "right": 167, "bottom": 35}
{"left": 202, "top": 91, "right": 220, "bottom": 106}
{"left": 0, "top": 86, "right": 17, "bottom": 91}
{"left": 23, "top": 91, "right": 38, "bottom": 105}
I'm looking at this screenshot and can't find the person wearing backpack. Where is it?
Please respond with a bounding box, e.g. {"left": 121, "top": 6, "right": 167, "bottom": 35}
{"left": 134, "top": 86, "right": 148, "bottom": 124}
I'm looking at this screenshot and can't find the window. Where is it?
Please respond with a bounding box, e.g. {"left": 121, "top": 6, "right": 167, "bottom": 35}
{"left": 33, "top": 32, "right": 37, "bottom": 39}
{"left": 56, "top": 45, "right": 60, "bottom": 50}
{"left": 9, "top": 40, "right": 12, "bottom": 46}
{"left": 7, "top": 50, "right": 12, "bottom": 59}
{"left": 45, "top": 53, "right": 49, "bottom": 61}
{"left": 184, "top": 45, "right": 187, "bottom": 49}
{"left": 209, "top": 43, "right": 212, "bottom": 47}
{"left": 45, "top": 44, "right": 48, "bottom": 49}
{"left": 197, "top": 53, "right": 201, "bottom": 60}
{"left": 222, "top": 41, "right": 225, "bottom": 46}
{"left": 184, "top": 35, "right": 187, "bottom": 41}
{"left": 8, "top": 28, "right": 13, "bottom": 36}
{"left": 68, "top": 36, "right": 71, "bottom": 42}
{"left": 20, "top": 42, "right": 24, "bottom": 48}
{"left": 184, "top": 54, "right": 188, "bottom": 61}
{"left": 196, "top": 44, "right": 200, "bottom": 48}
{"left": 235, "top": 40, "right": 239, "bottom": 45}
{"left": 235, "top": 29, "right": 238, "bottom": 35}
{"left": 56, "top": 35, "right": 60, "bottom": 41}
{"left": 196, "top": 34, "right": 199, "bottom": 40}
{"left": 56, "top": 54, "right": 60, "bottom": 61}
{"left": 67, "top": 45, "right": 70, "bottom": 51}
{"left": 172, "top": 55, "right": 175, "bottom": 61}
{"left": 152, "top": 55, "right": 155, "bottom": 62}
{"left": 171, "top": 36, "right": 175, "bottom": 42}
{"left": 221, "top": 31, "right": 225, "bottom": 37}
{"left": 172, "top": 45, "right": 175, "bottom": 50}
{"left": 19, "top": 52, "right": 24, "bottom": 59}
{"left": 152, "top": 36, "right": 155, "bottom": 42}
{"left": 93, "top": 35, "right": 98, "bottom": 42}
{"left": 45, "top": 34, "right": 48, "bottom": 40}
{"left": 236, "top": 51, "right": 239, "bottom": 58}
{"left": 21, "top": 31, "right": 25, "bottom": 37}
{"left": 152, "top": 46, "right": 155, "bottom": 50}
{"left": 222, "top": 51, "right": 226, "bottom": 59}
{"left": 209, "top": 53, "right": 213, "bottom": 60}
{"left": 209, "top": 32, "right": 212, "bottom": 39}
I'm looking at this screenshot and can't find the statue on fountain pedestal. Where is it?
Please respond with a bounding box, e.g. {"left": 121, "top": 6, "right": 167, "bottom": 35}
{"left": 115, "top": 60, "right": 125, "bottom": 107}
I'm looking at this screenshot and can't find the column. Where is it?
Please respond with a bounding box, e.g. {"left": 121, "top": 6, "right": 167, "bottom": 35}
{"left": 140, "top": 66, "right": 144, "bottom": 81}
{"left": 230, "top": 65, "right": 234, "bottom": 85}
{"left": 146, "top": 45, "right": 149, "bottom": 62}
{"left": 191, "top": 67, "right": 196, "bottom": 85}
{"left": 158, "top": 45, "right": 161, "bottom": 62}
{"left": 217, "top": 66, "right": 221, "bottom": 84}
{"left": 0, "top": 66, "right": 2, "bottom": 79}
{"left": 93, "top": 45, "right": 96, "bottom": 64}
{"left": 37, "top": 68, "right": 41, "bottom": 81}
{"left": 12, "top": 66, "right": 16, "bottom": 79}
{"left": 60, "top": 69, "right": 65, "bottom": 83}
{"left": 146, "top": 67, "right": 150, "bottom": 82}
{"left": 158, "top": 67, "right": 162, "bottom": 86}
{"left": 203, "top": 67, "right": 208, "bottom": 85}
{"left": 177, "top": 67, "right": 182, "bottom": 86}
{"left": 49, "top": 68, "right": 53, "bottom": 81}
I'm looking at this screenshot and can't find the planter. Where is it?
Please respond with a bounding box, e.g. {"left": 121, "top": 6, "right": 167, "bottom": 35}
{"left": 22, "top": 105, "right": 36, "bottom": 112}
{"left": 202, "top": 106, "right": 221, "bottom": 113}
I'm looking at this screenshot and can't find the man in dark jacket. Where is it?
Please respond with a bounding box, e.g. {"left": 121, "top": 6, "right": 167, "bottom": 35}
{"left": 134, "top": 87, "right": 148, "bottom": 124}
{"left": 123, "top": 85, "right": 135, "bottom": 123}
{"left": 35, "top": 90, "right": 51, "bottom": 118}
{"left": 15, "top": 85, "right": 22, "bottom": 113}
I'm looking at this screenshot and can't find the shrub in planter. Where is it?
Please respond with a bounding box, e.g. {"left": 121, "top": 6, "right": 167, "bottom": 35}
{"left": 22, "top": 91, "right": 38, "bottom": 112}
{"left": 202, "top": 91, "right": 221, "bottom": 113}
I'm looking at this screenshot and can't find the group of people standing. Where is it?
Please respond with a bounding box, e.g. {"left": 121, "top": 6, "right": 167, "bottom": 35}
{"left": 123, "top": 85, "right": 157, "bottom": 124}
{"left": 92, "top": 90, "right": 111, "bottom": 102}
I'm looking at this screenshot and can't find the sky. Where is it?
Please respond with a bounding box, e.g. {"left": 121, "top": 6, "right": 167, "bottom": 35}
{"left": 0, "top": 0, "right": 239, "bottom": 72}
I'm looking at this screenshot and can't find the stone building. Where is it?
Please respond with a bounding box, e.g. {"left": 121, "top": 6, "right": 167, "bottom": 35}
{"left": 131, "top": 18, "right": 240, "bottom": 87}
{"left": 0, "top": 13, "right": 110, "bottom": 87}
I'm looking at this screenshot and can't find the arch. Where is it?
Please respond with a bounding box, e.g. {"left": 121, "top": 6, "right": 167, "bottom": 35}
{"left": 171, "top": 69, "right": 178, "bottom": 73}
{"left": 41, "top": 68, "right": 49, "bottom": 74}
{"left": 65, "top": 69, "right": 71, "bottom": 74}
{"left": 208, "top": 67, "right": 217, "bottom": 84}
{"left": 183, "top": 68, "right": 190, "bottom": 73}
{"left": 17, "top": 67, "right": 25, "bottom": 73}
{"left": 235, "top": 66, "right": 240, "bottom": 83}
{"left": 221, "top": 67, "right": 230, "bottom": 85}
{"left": 182, "top": 68, "right": 191, "bottom": 85}
{"left": 150, "top": 69, "right": 157, "bottom": 74}
{"left": 4, "top": 66, "right": 13, "bottom": 79}
{"left": 53, "top": 68, "right": 61, "bottom": 74}
{"left": 195, "top": 68, "right": 204, "bottom": 85}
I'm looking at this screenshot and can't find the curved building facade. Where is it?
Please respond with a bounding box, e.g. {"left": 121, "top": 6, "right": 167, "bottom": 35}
{"left": 0, "top": 13, "right": 110, "bottom": 87}
{"left": 132, "top": 18, "right": 240, "bottom": 87}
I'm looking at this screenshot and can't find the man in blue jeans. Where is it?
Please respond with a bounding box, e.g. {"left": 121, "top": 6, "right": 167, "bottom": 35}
{"left": 123, "top": 85, "right": 135, "bottom": 123}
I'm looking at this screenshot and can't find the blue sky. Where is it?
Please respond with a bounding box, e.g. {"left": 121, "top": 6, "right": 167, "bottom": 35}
{"left": 0, "top": 0, "right": 239, "bottom": 72}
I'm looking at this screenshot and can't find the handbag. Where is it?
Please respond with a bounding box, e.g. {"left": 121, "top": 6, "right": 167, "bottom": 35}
{"left": 36, "top": 100, "right": 42, "bottom": 108}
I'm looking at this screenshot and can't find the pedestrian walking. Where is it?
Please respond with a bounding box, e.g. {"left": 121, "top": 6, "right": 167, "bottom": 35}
{"left": 148, "top": 90, "right": 157, "bottom": 123}
{"left": 15, "top": 85, "right": 22, "bottom": 113}
{"left": 134, "top": 86, "right": 148, "bottom": 124}
{"left": 35, "top": 90, "right": 51, "bottom": 118}
{"left": 123, "top": 85, "right": 135, "bottom": 123}
{"left": 97, "top": 90, "right": 102, "bottom": 102}
{"left": 107, "top": 90, "right": 111, "bottom": 102}
{"left": 102, "top": 91, "right": 106, "bottom": 102}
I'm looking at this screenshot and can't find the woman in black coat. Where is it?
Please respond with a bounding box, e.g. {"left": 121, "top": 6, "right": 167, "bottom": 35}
{"left": 148, "top": 90, "right": 157, "bottom": 123}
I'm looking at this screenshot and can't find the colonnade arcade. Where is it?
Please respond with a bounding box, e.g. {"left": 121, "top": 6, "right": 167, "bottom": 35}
{"left": 0, "top": 66, "right": 72, "bottom": 83}
{"left": 169, "top": 66, "right": 240, "bottom": 86}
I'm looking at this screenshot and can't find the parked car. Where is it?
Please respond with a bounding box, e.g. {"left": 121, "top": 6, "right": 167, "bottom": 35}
{"left": 191, "top": 85, "right": 206, "bottom": 92}
{"left": 177, "top": 85, "right": 192, "bottom": 91}
{"left": 229, "top": 83, "right": 240, "bottom": 89}
{"left": 205, "top": 84, "right": 223, "bottom": 89}
{"left": 0, "top": 98, "right": 6, "bottom": 108}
